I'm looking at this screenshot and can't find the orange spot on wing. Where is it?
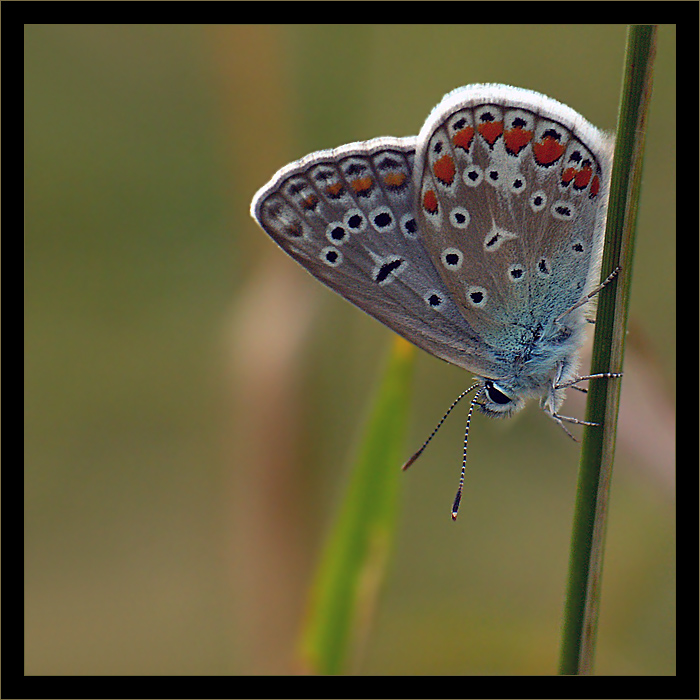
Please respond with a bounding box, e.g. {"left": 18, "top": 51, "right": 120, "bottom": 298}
{"left": 301, "top": 194, "right": 319, "bottom": 210}
{"left": 478, "top": 120, "right": 504, "bottom": 146}
{"left": 573, "top": 165, "right": 593, "bottom": 190}
{"left": 533, "top": 136, "right": 565, "bottom": 166}
{"left": 561, "top": 167, "right": 577, "bottom": 185}
{"left": 325, "top": 182, "right": 344, "bottom": 197}
{"left": 422, "top": 189, "right": 438, "bottom": 214}
{"left": 351, "top": 176, "right": 373, "bottom": 194}
{"left": 453, "top": 126, "right": 475, "bottom": 152}
{"left": 504, "top": 127, "right": 533, "bottom": 155}
{"left": 433, "top": 154, "right": 456, "bottom": 186}
{"left": 383, "top": 172, "right": 407, "bottom": 188}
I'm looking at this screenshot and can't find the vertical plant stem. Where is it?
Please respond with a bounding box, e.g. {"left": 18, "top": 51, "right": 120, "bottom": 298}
{"left": 558, "top": 24, "right": 657, "bottom": 676}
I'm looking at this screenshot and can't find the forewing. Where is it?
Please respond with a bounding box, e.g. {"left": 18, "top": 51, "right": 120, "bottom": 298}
{"left": 251, "top": 137, "right": 494, "bottom": 374}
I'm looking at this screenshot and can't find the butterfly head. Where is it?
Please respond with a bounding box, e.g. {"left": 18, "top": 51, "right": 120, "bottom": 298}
{"left": 475, "top": 373, "right": 570, "bottom": 420}
{"left": 475, "top": 379, "right": 526, "bottom": 418}
{"left": 476, "top": 353, "right": 578, "bottom": 421}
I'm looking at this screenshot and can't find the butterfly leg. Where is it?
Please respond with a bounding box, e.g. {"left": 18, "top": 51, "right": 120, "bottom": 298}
{"left": 550, "top": 371, "right": 623, "bottom": 439}
{"left": 554, "top": 266, "right": 621, "bottom": 325}
{"left": 556, "top": 372, "right": 623, "bottom": 390}
{"left": 548, "top": 412, "right": 599, "bottom": 442}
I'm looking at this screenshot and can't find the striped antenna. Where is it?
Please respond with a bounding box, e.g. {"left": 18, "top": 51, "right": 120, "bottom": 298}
{"left": 402, "top": 383, "right": 481, "bottom": 471}
{"left": 451, "top": 387, "right": 485, "bottom": 521}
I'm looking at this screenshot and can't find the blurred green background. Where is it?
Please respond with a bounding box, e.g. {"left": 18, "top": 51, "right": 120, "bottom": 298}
{"left": 25, "top": 25, "right": 675, "bottom": 675}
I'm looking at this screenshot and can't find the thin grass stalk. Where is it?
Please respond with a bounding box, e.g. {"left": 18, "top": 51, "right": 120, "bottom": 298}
{"left": 558, "top": 24, "right": 657, "bottom": 676}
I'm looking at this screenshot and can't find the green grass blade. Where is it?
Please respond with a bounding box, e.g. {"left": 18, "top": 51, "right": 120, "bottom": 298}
{"left": 297, "top": 338, "right": 414, "bottom": 675}
{"left": 559, "top": 24, "right": 658, "bottom": 676}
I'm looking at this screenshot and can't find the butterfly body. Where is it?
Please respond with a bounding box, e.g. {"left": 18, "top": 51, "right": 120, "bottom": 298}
{"left": 251, "top": 84, "right": 612, "bottom": 425}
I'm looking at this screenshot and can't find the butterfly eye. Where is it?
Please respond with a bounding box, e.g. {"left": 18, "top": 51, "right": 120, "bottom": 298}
{"left": 485, "top": 381, "right": 512, "bottom": 405}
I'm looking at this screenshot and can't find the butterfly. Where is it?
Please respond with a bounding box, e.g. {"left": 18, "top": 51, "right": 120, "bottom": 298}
{"left": 251, "top": 83, "right": 619, "bottom": 518}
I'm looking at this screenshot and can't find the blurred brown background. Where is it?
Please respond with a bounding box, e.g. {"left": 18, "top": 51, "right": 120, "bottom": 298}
{"left": 25, "top": 24, "right": 675, "bottom": 675}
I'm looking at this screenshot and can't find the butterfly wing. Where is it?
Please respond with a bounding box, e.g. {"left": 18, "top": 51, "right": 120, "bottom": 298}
{"left": 251, "top": 137, "right": 496, "bottom": 375}
{"left": 415, "top": 84, "right": 612, "bottom": 366}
